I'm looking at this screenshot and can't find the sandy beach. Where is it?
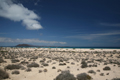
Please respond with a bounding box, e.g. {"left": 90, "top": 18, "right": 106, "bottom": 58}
{"left": 0, "top": 47, "right": 120, "bottom": 80}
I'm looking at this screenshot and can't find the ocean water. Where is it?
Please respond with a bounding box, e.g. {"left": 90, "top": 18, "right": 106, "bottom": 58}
{"left": 38, "top": 47, "right": 120, "bottom": 49}
{"left": 1, "top": 46, "right": 120, "bottom": 49}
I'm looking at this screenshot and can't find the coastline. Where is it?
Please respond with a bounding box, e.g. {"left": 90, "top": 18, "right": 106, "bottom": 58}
{"left": 1, "top": 47, "right": 120, "bottom": 51}
{"left": 1, "top": 46, "right": 120, "bottom": 49}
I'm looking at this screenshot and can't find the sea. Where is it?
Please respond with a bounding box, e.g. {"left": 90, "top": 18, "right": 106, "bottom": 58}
{"left": 1, "top": 46, "right": 120, "bottom": 49}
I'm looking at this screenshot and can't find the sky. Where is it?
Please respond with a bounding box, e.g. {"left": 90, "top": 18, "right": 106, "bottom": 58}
{"left": 0, "top": 0, "right": 120, "bottom": 47}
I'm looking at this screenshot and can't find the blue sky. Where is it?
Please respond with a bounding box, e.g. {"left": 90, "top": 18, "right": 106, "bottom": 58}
{"left": 0, "top": 0, "right": 120, "bottom": 47}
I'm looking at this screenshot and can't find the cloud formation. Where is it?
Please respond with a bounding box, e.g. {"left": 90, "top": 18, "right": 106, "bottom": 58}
{"left": 0, "top": 0, "right": 42, "bottom": 30}
{"left": 0, "top": 37, "right": 66, "bottom": 44}
{"left": 91, "top": 32, "right": 120, "bottom": 36}
{"left": 66, "top": 34, "right": 97, "bottom": 40}
{"left": 66, "top": 32, "right": 120, "bottom": 40}
{"left": 100, "top": 23, "right": 120, "bottom": 27}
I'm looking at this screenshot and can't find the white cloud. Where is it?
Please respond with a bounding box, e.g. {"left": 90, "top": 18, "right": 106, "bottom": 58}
{"left": 91, "top": 32, "right": 120, "bottom": 36}
{"left": 66, "top": 32, "right": 120, "bottom": 40}
{"left": 100, "top": 23, "right": 120, "bottom": 27}
{"left": 0, "top": 37, "right": 66, "bottom": 44}
{"left": 0, "top": 0, "right": 42, "bottom": 30}
{"left": 66, "top": 35, "right": 97, "bottom": 40}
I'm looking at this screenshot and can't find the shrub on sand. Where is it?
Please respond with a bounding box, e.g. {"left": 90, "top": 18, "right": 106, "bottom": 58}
{"left": 26, "top": 68, "right": 32, "bottom": 72}
{"left": 57, "top": 69, "right": 62, "bottom": 72}
{"left": 77, "top": 73, "right": 92, "bottom": 80}
{"left": 81, "top": 61, "right": 88, "bottom": 68}
{"left": 12, "top": 70, "right": 20, "bottom": 74}
{"left": 97, "top": 69, "right": 100, "bottom": 72}
{"left": 52, "top": 66, "right": 56, "bottom": 69}
{"left": 5, "top": 64, "right": 21, "bottom": 70}
{"left": 100, "top": 73, "right": 104, "bottom": 76}
{"left": 27, "top": 62, "right": 39, "bottom": 67}
{"left": 67, "top": 66, "right": 70, "bottom": 68}
{"left": 52, "top": 62, "right": 56, "bottom": 64}
{"left": 0, "top": 69, "right": 9, "bottom": 79}
{"left": 103, "top": 66, "right": 111, "bottom": 70}
{"left": 55, "top": 70, "right": 76, "bottom": 80}
{"left": 30, "top": 56, "right": 38, "bottom": 59}
{"left": 92, "top": 64, "right": 97, "bottom": 67}
{"left": 95, "top": 59, "right": 103, "bottom": 62}
{"left": 20, "top": 61, "right": 28, "bottom": 65}
{"left": 42, "top": 63, "right": 49, "bottom": 66}
{"left": 59, "top": 63, "right": 66, "bottom": 66}
{"left": 59, "top": 59, "right": 63, "bottom": 62}
{"left": 88, "top": 70, "right": 96, "bottom": 74}
{"left": 81, "top": 60, "right": 86, "bottom": 64}
{"left": 11, "top": 59, "right": 20, "bottom": 63}
{"left": 40, "top": 60, "right": 45, "bottom": 63}
{"left": 112, "top": 78, "right": 120, "bottom": 80}
{"left": 104, "top": 63, "right": 108, "bottom": 65}
{"left": 0, "top": 58, "right": 6, "bottom": 63}
{"left": 106, "top": 73, "right": 109, "bottom": 75}
{"left": 21, "top": 66, "right": 26, "bottom": 70}
{"left": 71, "top": 62, "right": 75, "bottom": 65}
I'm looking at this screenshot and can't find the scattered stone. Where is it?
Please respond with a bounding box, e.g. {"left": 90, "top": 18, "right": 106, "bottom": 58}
{"left": 39, "top": 70, "right": 42, "bottom": 73}
{"left": 100, "top": 73, "right": 104, "bottom": 76}
{"left": 43, "top": 69, "right": 47, "bottom": 72}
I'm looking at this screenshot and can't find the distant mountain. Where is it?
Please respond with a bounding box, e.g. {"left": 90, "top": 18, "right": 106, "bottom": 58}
{"left": 15, "top": 44, "right": 70, "bottom": 47}
{"left": 16, "top": 44, "right": 34, "bottom": 47}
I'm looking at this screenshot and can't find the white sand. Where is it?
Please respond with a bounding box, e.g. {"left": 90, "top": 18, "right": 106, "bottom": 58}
{"left": 0, "top": 47, "right": 120, "bottom": 80}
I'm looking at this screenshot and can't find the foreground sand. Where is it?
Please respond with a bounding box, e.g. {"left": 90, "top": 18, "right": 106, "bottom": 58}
{"left": 0, "top": 47, "right": 120, "bottom": 80}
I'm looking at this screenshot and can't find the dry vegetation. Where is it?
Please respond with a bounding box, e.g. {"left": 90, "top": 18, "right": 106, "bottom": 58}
{"left": 0, "top": 47, "right": 120, "bottom": 80}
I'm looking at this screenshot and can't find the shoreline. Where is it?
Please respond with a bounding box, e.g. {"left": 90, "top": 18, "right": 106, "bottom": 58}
{"left": 1, "top": 47, "right": 120, "bottom": 51}
{"left": 1, "top": 47, "right": 120, "bottom": 49}
{"left": 1, "top": 46, "right": 120, "bottom": 49}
